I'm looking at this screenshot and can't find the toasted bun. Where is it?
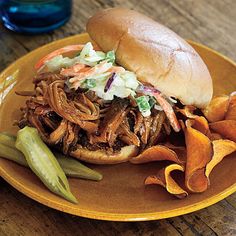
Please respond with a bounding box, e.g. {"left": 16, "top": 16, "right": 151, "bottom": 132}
{"left": 70, "top": 145, "right": 138, "bottom": 164}
{"left": 87, "top": 8, "right": 213, "bottom": 108}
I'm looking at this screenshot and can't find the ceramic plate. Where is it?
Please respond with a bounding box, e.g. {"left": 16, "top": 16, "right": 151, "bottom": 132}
{"left": 0, "top": 33, "right": 235, "bottom": 221}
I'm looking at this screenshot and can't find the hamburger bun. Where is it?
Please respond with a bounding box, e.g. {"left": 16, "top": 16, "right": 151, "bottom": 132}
{"left": 87, "top": 8, "right": 213, "bottom": 108}
{"left": 70, "top": 145, "right": 138, "bottom": 164}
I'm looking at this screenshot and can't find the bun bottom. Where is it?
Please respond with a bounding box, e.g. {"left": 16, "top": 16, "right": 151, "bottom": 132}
{"left": 70, "top": 145, "right": 139, "bottom": 164}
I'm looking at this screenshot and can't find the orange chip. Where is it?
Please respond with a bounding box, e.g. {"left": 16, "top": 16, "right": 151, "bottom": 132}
{"left": 184, "top": 120, "right": 212, "bottom": 192}
{"left": 202, "top": 95, "right": 229, "bottom": 122}
{"left": 225, "top": 94, "right": 236, "bottom": 120}
{"left": 163, "top": 142, "right": 185, "bottom": 151}
{"left": 205, "top": 139, "right": 236, "bottom": 178}
{"left": 145, "top": 164, "right": 188, "bottom": 199}
{"left": 178, "top": 106, "right": 210, "bottom": 135}
{"left": 209, "top": 132, "right": 222, "bottom": 141}
{"left": 177, "top": 105, "right": 197, "bottom": 119}
{"left": 130, "top": 145, "right": 183, "bottom": 164}
{"left": 187, "top": 117, "right": 210, "bottom": 136}
{"left": 210, "top": 120, "right": 236, "bottom": 142}
{"left": 195, "top": 117, "right": 210, "bottom": 136}
{"left": 163, "top": 143, "right": 187, "bottom": 162}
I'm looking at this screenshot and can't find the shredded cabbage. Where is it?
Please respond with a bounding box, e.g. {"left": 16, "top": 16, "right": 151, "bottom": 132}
{"left": 45, "top": 55, "right": 79, "bottom": 72}
{"left": 45, "top": 42, "right": 109, "bottom": 71}
{"left": 135, "top": 96, "right": 151, "bottom": 117}
{"left": 79, "top": 42, "right": 106, "bottom": 66}
{"left": 83, "top": 79, "right": 96, "bottom": 89}
{"left": 45, "top": 42, "right": 158, "bottom": 117}
{"left": 105, "top": 51, "right": 115, "bottom": 64}
{"left": 89, "top": 70, "right": 139, "bottom": 101}
{"left": 121, "top": 71, "right": 139, "bottom": 89}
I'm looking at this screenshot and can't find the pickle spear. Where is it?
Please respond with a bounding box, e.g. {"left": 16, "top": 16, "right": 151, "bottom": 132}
{"left": 0, "top": 143, "right": 27, "bottom": 166}
{"left": 0, "top": 132, "right": 16, "bottom": 148}
{"left": 0, "top": 132, "right": 102, "bottom": 181}
{"left": 15, "top": 126, "right": 78, "bottom": 204}
{"left": 56, "top": 152, "right": 102, "bottom": 181}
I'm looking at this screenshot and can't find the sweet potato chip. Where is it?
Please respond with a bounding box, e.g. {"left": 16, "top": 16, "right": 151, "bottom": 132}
{"left": 202, "top": 95, "right": 229, "bottom": 122}
{"left": 145, "top": 164, "right": 187, "bottom": 199}
{"left": 163, "top": 143, "right": 185, "bottom": 151}
{"left": 189, "top": 117, "right": 210, "bottom": 136}
{"left": 163, "top": 143, "right": 187, "bottom": 162}
{"left": 210, "top": 120, "right": 236, "bottom": 142}
{"left": 184, "top": 120, "right": 212, "bottom": 192}
{"left": 225, "top": 94, "right": 236, "bottom": 120}
{"left": 178, "top": 106, "right": 210, "bottom": 135}
{"left": 177, "top": 105, "right": 197, "bottom": 119}
{"left": 209, "top": 132, "right": 222, "bottom": 141}
{"left": 205, "top": 139, "right": 236, "bottom": 178}
{"left": 130, "top": 145, "right": 183, "bottom": 164}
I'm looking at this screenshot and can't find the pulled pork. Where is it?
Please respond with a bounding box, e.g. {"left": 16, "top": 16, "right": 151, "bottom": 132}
{"left": 18, "top": 72, "right": 171, "bottom": 155}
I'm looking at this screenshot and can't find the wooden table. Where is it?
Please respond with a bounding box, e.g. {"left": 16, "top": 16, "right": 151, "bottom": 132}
{"left": 0, "top": 0, "right": 236, "bottom": 235}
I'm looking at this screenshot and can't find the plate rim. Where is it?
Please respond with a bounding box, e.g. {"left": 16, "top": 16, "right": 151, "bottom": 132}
{"left": 0, "top": 33, "right": 235, "bottom": 221}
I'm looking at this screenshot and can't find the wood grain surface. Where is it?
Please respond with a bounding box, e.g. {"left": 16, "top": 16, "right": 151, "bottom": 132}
{"left": 0, "top": 0, "right": 235, "bottom": 235}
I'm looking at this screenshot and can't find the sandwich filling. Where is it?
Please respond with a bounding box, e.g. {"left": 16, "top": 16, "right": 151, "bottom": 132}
{"left": 18, "top": 43, "right": 181, "bottom": 155}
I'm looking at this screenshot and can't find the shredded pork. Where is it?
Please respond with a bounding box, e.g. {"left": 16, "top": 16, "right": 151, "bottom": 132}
{"left": 18, "top": 72, "right": 171, "bottom": 155}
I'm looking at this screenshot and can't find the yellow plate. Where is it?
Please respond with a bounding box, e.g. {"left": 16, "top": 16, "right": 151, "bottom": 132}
{"left": 0, "top": 33, "right": 235, "bottom": 221}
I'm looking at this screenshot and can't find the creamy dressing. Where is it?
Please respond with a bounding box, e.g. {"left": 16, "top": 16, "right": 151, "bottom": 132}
{"left": 44, "top": 42, "right": 153, "bottom": 117}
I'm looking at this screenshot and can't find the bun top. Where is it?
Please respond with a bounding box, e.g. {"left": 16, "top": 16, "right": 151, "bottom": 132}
{"left": 87, "top": 8, "right": 213, "bottom": 108}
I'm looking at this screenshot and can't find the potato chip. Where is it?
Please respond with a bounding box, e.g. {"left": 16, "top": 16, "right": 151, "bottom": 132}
{"left": 205, "top": 139, "right": 236, "bottom": 178}
{"left": 163, "top": 143, "right": 186, "bottom": 162}
{"left": 135, "top": 93, "right": 236, "bottom": 198}
{"left": 130, "top": 145, "right": 183, "bottom": 164}
{"left": 177, "top": 105, "right": 196, "bottom": 119}
{"left": 225, "top": 95, "right": 236, "bottom": 120}
{"left": 210, "top": 120, "right": 236, "bottom": 142}
{"left": 209, "top": 132, "right": 222, "bottom": 141}
{"left": 178, "top": 106, "right": 210, "bottom": 135}
{"left": 187, "top": 117, "right": 210, "bottom": 136}
{"left": 163, "top": 142, "right": 185, "bottom": 151}
{"left": 145, "top": 164, "right": 187, "bottom": 199}
{"left": 184, "top": 120, "right": 212, "bottom": 192}
{"left": 202, "top": 95, "right": 229, "bottom": 122}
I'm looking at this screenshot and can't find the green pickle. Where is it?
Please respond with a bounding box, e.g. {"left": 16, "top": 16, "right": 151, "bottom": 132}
{"left": 0, "top": 132, "right": 103, "bottom": 181}
{"left": 0, "top": 143, "right": 28, "bottom": 167}
{"left": 15, "top": 127, "right": 78, "bottom": 204}
{"left": 0, "top": 132, "right": 17, "bottom": 148}
{"left": 56, "top": 152, "right": 102, "bottom": 181}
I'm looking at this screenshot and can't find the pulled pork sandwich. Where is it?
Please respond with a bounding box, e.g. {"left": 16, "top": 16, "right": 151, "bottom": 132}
{"left": 18, "top": 8, "right": 213, "bottom": 165}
